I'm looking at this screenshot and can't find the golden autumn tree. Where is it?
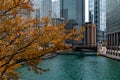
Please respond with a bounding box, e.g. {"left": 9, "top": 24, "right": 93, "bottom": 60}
{"left": 0, "top": 0, "right": 85, "bottom": 80}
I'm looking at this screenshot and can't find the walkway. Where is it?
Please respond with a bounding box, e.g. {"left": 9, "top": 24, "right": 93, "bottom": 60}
{"left": 98, "top": 46, "right": 120, "bottom": 61}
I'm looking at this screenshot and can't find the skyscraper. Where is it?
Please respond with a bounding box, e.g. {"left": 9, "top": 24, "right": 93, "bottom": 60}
{"left": 89, "top": 0, "right": 106, "bottom": 42}
{"left": 60, "top": 0, "right": 85, "bottom": 28}
{"left": 32, "top": 0, "right": 41, "bottom": 18}
{"left": 40, "top": 0, "right": 52, "bottom": 18}
{"left": 32, "top": 0, "right": 41, "bottom": 9}
{"left": 106, "top": 0, "right": 120, "bottom": 56}
{"left": 52, "top": 0, "right": 60, "bottom": 18}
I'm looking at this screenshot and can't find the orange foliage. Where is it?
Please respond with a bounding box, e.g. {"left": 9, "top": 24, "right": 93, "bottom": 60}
{"left": 0, "top": 0, "right": 84, "bottom": 80}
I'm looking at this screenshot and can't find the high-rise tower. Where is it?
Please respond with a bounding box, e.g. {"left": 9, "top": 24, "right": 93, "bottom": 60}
{"left": 89, "top": 0, "right": 106, "bottom": 42}
{"left": 106, "top": 0, "right": 120, "bottom": 56}
{"left": 60, "top": 0, "right": 85, "bottom": 28}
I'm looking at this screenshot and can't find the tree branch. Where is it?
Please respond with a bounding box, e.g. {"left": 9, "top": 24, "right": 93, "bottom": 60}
{"left": 0, "top": 51, "right": 46, "bottom": 78}
{"left": 0, "top": 34, "right": 40, "bottom": 69}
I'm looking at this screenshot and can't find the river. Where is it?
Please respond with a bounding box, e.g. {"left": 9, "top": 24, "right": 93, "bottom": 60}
{"left": 18, "top": 51, "right": 120, "bottom": 80}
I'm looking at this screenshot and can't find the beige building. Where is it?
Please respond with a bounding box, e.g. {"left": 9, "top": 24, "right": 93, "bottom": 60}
{"left": 85, "top": 23, "right": 96, "bottom": 47}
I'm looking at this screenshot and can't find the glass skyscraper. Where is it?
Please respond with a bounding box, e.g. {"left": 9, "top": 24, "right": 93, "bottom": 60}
{"left": 40, "top": 0, "right": 52, "bottom": 18}
{"left": 107, "top": 0, "right": 120, "bottom": 33}
{"left": 33, "top": 0, "right": 85, "bottom": 28}
{"left": 89, "top": 0, "right": 106, "bottom": 42}
{"left": 99, "top": 0, "right": 106, "bottom": 31}
{"left": 52, "top": 0, "right": 60, "bottom": 18}
{"left": 33, "top": 0, "right": 52, "bottom": 19}
{"left": 106, "top": 0, "right": 120, "bottom": 56}
{"left": 32, "top": 0, "right": 41, "bottom": 18}
{"left": 60, "top": 0, "right": 85, "bottom": 28}
{"left": 89, "top": 0, "right": 106, "bottom": 31}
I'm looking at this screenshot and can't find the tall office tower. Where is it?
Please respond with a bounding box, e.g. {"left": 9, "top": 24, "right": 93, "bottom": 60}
{"left": 52, "top": 0, "right": 60, "bottom": 18}
{"left": 89, "top": 0, "right": 106, "bottom": 42}
{"left": 106, "top": 0, "right": 120, "bottom": 55}
{"left": 32, "top": 0, "right": 41, "bottom": 18}
{"left": 32, "top": 0, "right": 41, "bottom": 9}
{"left": 40, "top": 0, "right": 52, "bottom": 18}
{"left": 60, "top": 0, "right": 85, "bottom": 28}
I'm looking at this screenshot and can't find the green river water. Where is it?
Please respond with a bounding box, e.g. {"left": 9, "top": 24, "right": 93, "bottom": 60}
{"left": 17, "top": 51, "right": 120, "bottom": 80}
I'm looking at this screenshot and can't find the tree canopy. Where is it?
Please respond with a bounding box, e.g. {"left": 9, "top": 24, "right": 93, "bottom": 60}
{"left": 0, "top": 0, "right": 85, "bottom": 80}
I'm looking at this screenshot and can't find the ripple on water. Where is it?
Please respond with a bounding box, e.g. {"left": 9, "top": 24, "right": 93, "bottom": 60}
{"left": 17, "top": 54, "right": 120, "bottom": 80}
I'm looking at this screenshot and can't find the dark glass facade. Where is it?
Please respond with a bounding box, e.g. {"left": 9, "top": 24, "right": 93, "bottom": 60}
{"left": 106, "top": 0, "right": 120, "bottom": 56}
{"left": 89, "top": 0, "right": 106, "bottom": 42}
{"left": 107, "top": 0, "right": 120, "bottom": 33}
{"left": 60, "top": 0, "right": 85, "bottom": 28}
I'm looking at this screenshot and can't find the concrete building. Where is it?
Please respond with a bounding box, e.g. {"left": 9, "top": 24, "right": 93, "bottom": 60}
{"left": 106, "top": 0, "right": 120, "bottom": 56}
{"left": 89, "top": 0, "right": 106, "bottom": 42}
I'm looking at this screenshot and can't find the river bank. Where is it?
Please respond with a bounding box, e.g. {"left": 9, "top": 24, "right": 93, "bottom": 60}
{"left": 41, "top": 49, "right": 72, "bottom": 59}
{"left": 99, "top": 53, "right": 120, "bottom": 61}
{"left": 41, "top": 46, "right": 120, "bottom": 61}
{"left": 98, "top": 46, "right": 120, "bottom": 61}
{"left": 41, "top": 53, "right": 57, "bottom": 60}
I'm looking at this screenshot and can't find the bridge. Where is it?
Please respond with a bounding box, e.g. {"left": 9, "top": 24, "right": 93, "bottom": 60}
{"left": 71, "top": 42, "right": 97, "bottom": 51}
{"left": 57, "top": 50, "right": 97, "bottom": 56}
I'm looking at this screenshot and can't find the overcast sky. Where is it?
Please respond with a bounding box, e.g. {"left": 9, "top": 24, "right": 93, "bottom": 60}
{"left": 85, "top": 0, "right": 89, "bottom": 22}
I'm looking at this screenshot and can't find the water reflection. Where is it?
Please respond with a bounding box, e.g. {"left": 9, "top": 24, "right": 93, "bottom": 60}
{"left": 76, "top": 51, "right": 97, "bottom": 58}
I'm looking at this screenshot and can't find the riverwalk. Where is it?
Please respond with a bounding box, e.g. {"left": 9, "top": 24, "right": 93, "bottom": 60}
{"left": 41, "top": 49, "right": 72, "bottom": 59}
{"left": 98, "top": 46, "right": 120, "bottom": 61}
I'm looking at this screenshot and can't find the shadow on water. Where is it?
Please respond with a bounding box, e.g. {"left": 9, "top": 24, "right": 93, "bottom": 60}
{"left": 76, "top": 51, "right": 97, "bottom": 58}
{"left": 59, "top": 50, "right": 97, "bottom": 58}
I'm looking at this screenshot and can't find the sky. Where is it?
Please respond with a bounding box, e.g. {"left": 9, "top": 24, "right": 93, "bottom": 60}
{"left": 85, "top": 0, "right": 89, "bottom": 22}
